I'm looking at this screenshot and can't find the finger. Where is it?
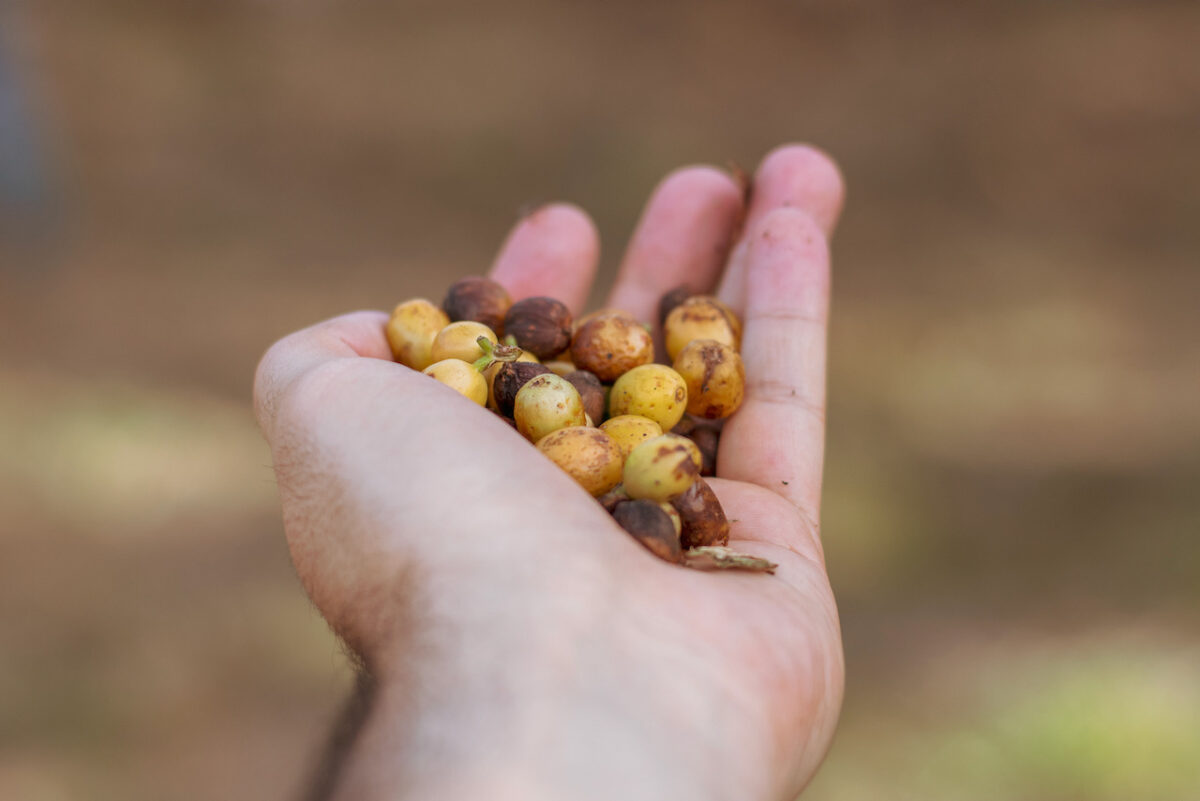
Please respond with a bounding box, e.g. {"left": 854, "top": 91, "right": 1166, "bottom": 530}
{"left": 489, "top": 203, "right": 600, "bottom": 316}
{"left": 253, "top": 310, "right": 391, "bottom": 437}
{"left": 607, "top": 166, "right": 744, "bottom": 326}
{"left": 717, "top": 207, "right": 830, "bottom": 517}
{"left": 718, "top": 144, "right": 844, "bottom": 314}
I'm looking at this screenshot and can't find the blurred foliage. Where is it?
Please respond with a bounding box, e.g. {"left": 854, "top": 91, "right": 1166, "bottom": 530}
{"left": 810, "top": 635, "right": 1200, "bottom": 801}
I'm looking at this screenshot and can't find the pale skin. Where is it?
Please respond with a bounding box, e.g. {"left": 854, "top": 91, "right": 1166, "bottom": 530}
{"left": 254, "top": 143, "right": 845, "bottom": 801}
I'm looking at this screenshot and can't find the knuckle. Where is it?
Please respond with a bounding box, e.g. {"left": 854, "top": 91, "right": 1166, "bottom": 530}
{"left": 745, "top": 377, "right": 826, "bottom": 423}
{"left": 759, "top": 206, "right": 826, "bottom": 242}
{"left": 274, "top": 357, "right": 359, "bottom": 428}
{"left": 267, "top": 358, "right": 365, "bottom": 486}
{"left": 749, "top": 307, "right": 825, "bottom": 327}
{"left": 755, "top": 208, "right": 831, "bottom": 273}
{"left": 254, "top": 310, "right": 392, "bottom": 439}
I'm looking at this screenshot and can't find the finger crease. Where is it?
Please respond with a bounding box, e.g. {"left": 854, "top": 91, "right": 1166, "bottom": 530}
{"left": 749, "top": 309, "right": 825, "bottom": 326}
{"left": 745, "top": 379, "right": 826, "bottom": 423}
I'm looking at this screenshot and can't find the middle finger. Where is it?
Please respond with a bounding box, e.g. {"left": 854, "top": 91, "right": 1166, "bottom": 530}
{"left": 606, "top": 166, "right": 744, "bottom": 328}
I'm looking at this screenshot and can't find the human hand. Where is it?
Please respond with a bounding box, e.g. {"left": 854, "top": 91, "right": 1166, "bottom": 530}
{"left": 253, "top": 144, "right": 845, "bottom": 801}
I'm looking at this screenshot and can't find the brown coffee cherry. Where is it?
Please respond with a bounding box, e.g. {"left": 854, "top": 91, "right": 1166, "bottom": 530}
{"left": 386, "top": 299, "right": 450, "bottom": 370}
{"left": 513, "top": 373, "right": 587, "bottom": 442}
{"left": 673, "top": 339, "right": 745, "bottom": 419}
{"left": 536, "top": 426, "right": 624, "bottom": 497}
{"left": 563, "top": 370, "right": 606, "bottom": 424}
{"left": 597, "top": 485, "right": 630, "bottom": 513}
{"left": 492, "top": 362, "right": 552, "bottom": 417}
{"left": 623, "top": 434, "right": 699, "bottom": 502}
{"left": 484, "top": 348, "right": 539, "bottom": 412}
{"left": 670, "top": 417, "right": 720, "bottom": 476}
{"left": 670, "top": 477, "right": 730, "bottom": 548}
{"left": 611, "top": 499, "right": 682, "bottom": 563}
{"left": 663, "top": 296, "right": 742, "bottom": 361}
{"left": 689, "top": 426, "right": 719, "bottom": 476}
{"left": 569, "top": 311, "right": 654, "bottom": 382}
{"left": 443, "top": 276, "right": 512, "bottom": 335}
{"left": 657, "top": 285, "right": 692, "bottom": 329}
{"left": 504, "top": 297, "right": 573, "bottom": 360}
{"left": 571, "top": 309, "right": 607, "bottom": 334}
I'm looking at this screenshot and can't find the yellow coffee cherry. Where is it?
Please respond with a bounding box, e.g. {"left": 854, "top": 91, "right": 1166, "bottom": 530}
{"left": 672, "top": 339, "right": 745, "bottom": 419}
{"left": 536, "top": 426, "right": 624, "bottom": 496}
{"left": 542, "top": 359, "right": 576, "bottom": 377}
{"left": 422, "top": 358, "right": 487, "bottom": 405}
{"left": 623, "top": 434, "right": 699, "bottom": 502}
{"left": 710, "top": 297, "right": 743, "bottom": 341}
{"left": 599, "top": 415, "right": 663, "bottom": 460}
{"left": 513, "top": 373, "right": 587, "bottom": 442}
{"left": 658, "top": 502, "right": 683, "bottom": 538}
{"left": 430, "top": 321, "right": 497, "bottom": 364}
{"left": 386, "top": 299, "right": 451, "bottom": 370}
{"left": 677, "top": 437, "right": 703, "bottom": 471}
{"left": 663, "top": 296, "right": 741, "bottom": 361}
{"left": 608, "top": 364, "right": 688, "bottom": 431}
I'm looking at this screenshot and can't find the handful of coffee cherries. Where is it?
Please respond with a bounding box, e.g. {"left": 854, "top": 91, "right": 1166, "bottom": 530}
{"left": 385, "top": 276, "right": 776, "bottom": 574}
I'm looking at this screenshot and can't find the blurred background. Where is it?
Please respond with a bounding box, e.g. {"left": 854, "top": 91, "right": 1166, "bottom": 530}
{"left": 2, "top": 1, "right": 1198, "bottom": 799}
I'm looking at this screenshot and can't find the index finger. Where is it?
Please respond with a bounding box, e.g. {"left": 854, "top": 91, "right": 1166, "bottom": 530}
{"left": 606, "top": 166, "right": 744, "bottom": 325}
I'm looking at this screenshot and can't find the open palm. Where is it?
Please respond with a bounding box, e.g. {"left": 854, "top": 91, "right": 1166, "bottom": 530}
{"left": 254, "top": 144, "right": 845, "bottom": 801}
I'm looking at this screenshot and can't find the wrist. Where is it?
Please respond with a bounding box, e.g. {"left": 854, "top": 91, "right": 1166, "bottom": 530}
{"left": 352, "top": 652, "right": 775, "bottom": 801}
